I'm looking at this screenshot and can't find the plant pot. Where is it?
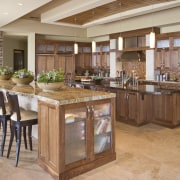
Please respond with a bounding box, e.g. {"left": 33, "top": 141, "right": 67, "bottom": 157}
{"left": 37, "top": 82, "right": 64, "bottom": 92}
{"left": 12, "top": 77, "right": 34, "bottom": 86}
{"left": 0, "top": 74, "right": 12, "bottom": 80}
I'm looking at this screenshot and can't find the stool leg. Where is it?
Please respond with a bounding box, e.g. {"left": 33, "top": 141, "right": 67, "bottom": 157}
{"left": 0, "top": 117, "right": 7, "bottom": 157}
{"left": 28, "top": 126, "right": 33, "bottom": 151}
{"left": 15, "top": 124, "right": 21, "bottom": 167}
{"left": 7, "top": 125, "right": 15, "bottom": 158}
{"left": 23, "top": 127, "right": 27, "bottom": 149}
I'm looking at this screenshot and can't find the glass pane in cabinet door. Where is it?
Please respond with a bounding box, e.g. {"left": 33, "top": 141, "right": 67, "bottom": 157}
{"left": 65, "top": 107, "right": 86, "bottom": 165}
{"left": 93, "top": 103, "right": 112, "bottom": 154}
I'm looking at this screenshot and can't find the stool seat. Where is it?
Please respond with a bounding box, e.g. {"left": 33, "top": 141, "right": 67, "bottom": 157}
{"left": 11, "top": 110, "right": 37, "bottom": 121}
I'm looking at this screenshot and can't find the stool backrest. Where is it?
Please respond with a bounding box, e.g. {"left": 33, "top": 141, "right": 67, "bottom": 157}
{"left": 0, "top": 91, "right": 6, "bottom": 115}
{"left": 6, "top": 92, "right": 21, "bottom": 121}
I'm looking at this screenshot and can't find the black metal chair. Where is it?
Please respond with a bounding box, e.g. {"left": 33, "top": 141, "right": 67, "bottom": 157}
{"left": 0, "top": 91, "right": 11, "bottom": 156}
{"left": 6, "top": 92, "right": 38, "bottom": 167}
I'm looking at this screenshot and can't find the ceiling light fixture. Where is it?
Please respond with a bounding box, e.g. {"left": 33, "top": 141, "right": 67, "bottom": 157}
{"left": 74, "top": 17, "right": 78, "bottom": 54}
{"left": 17, "top": 3, "right": 23, "bottom": 6}
{"left": 149, "top": 1, "right": 155, "bottom": 48}
{"left": 92, "top": 40, "right": 96, "bottom": 53}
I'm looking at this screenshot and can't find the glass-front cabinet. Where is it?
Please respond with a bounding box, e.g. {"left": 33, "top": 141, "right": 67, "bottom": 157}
{"left": 64, "top": 99, "right": 113, "bottom": 166}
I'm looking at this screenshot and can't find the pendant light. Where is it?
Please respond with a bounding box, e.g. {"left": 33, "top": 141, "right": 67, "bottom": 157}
{"left": 74, "top": 42, "right": 78, "bottom": 54}
{"left": 92, "top": 40, "right": 96, "bottom": 53}
{"left": 149, "top": 1, "right": 155, "bottom": 49}
{"left": 74, "top": 17, "right": 78, "bottom": 54}
{"left": 149, "top": 31, "right": 155, "bottom": 48}
{"left": 118, "top": 36, "right": 123, "bottom": 50}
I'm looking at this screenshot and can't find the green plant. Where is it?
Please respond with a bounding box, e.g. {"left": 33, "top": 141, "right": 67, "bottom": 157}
{"left": 13, "top": 69, "right": 34, "bottom": 78}
{"left": 0, "top": 66, "right": 13, "bottom": 75}
{"left": 37, "top": 69, "right": 64, "bottom": 83}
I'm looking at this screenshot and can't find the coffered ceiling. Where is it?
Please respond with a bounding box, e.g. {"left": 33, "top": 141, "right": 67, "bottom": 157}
{"left": 0, "top": 0, "right": 179, "bottom": 28}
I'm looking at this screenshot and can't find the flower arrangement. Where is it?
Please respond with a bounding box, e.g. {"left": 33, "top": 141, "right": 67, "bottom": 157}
{"left": 12, "top": 68, "right": 34, "bottom": 78}
{"left": 37, "top": 69, "right": 64, "bottom": 91}
{"left": 37, "top": 69, "right": 64, "bottom": 83}
{"left": 0, "top": 66, "right": 13, "bottom": 75}
{"left": 0, "top": 66, "right": 13, "bottom": 80}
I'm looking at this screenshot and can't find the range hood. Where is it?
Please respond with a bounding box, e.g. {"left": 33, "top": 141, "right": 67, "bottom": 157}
{"left": 120, "top": 51, "right": 146, "bottom": 61}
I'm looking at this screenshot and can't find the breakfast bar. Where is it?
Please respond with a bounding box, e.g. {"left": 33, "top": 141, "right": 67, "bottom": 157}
{"left": 0, "top": 80, "right": 116, "bottom": 180}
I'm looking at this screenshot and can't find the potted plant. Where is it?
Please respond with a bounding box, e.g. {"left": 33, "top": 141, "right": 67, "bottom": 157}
{"left": 37, "top": 69, "right": 64, "bottom": 91}
{"left": 12, "top": 68, "right": 34, "bottom": 85}
{"left": 0, "top": 66, "right": 13, "bottom": 80}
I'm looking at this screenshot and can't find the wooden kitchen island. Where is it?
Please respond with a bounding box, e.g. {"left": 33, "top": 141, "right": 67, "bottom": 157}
{"left": 0, "top": 80, "right": 116, "bottom": 180}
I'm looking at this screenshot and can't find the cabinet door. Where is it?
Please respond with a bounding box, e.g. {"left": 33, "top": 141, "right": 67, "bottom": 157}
{"left": 155, "top": 49, "right": 170, "bottom": 69}
{"left": 55, "top": 55, "right": 66, "bottom": 71}
{"left": 93, "top": 101, "right": 112, "bottom": 154}
{"left": 38, "top": 101, "right": 59, "bottom": 172}
{"left": 127, "top": 92, "right": 137, "bottom": 123}
{"left": 65, "top": 55, "right": 75, "bottom": 73}
{"left": 152, "top": 94, "right": 173, "bottom": 126}
{"left": 116, "top": 90, "right": 128, "bottom": 121}
{"left": 64, "top": 104, "right": 87, "bottom": 165}
{"left": 101, "top": 53, "right": 110, "bottom": 68}
{"left": 171, "top": 48, "right": 180, "bottom": 69}
{"left": 84, "top": 53, "right": 92, "bottom": 68}
{"left": 36, "top": 55, "right": 55, "bottom": 75}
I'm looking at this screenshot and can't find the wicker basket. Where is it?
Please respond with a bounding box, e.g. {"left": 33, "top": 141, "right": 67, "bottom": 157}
{"left": 12, "top": 77, "right": 34, "bottom": 86}
{"left": 0, "top": 74, "right": 12, "bottom": 80}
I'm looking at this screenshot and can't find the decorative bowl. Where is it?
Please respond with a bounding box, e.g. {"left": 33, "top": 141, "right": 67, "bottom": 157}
{"left": 12, "top": 77, "right": 34, "bottom": 86}
{"left": 37, "top": 82, "right": 64, "bottom": 92}
{"left": 0, "top": 74, "right": 12, "bottom": 80}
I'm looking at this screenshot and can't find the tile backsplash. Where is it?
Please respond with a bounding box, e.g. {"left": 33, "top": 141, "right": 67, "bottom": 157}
{"left": 122, "top": 61, "right": 146, "bottom": 79}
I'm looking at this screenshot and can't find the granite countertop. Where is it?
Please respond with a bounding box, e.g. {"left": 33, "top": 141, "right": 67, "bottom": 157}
{"left": 72, "top": 81, "right": 180, "bottom": 95}
{"left": 0, "top": 80, "right": 116, "bottom": 105}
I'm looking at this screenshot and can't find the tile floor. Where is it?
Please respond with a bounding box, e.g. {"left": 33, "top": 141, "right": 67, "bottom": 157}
{"left": 1, "top": 122, "right": 180, "bottom": 180}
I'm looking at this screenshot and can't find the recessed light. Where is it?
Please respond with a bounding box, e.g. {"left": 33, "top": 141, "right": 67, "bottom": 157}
{"left": 18, "top": 3, "right": 23, "bottom": 6}
{"left": 2, "top": 12, "right": 8, "bottom": 15}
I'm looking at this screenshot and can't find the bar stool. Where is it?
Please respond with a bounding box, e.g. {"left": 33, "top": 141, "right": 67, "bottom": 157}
{"left": 0, "top": 91, "right": 11, "bottom": 156}
{"left": 6, "top": 92, "right": 38, "bottom": 167}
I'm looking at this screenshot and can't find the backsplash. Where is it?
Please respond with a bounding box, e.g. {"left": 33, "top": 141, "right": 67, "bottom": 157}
{"left": 122, "top": 61, "right": 146, "bottom": 79}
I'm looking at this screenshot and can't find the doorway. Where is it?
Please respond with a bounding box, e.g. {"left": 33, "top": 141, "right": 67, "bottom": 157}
{"left": 13, "top": 49, "right": 24, "bottom": 71}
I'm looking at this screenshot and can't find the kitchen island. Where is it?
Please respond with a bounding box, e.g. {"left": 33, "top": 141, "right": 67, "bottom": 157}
{"left": 0, "top": 80, "right": 116, "bottom": 180}
{"left": 71, "top": 80, "right": 180, "bottom": 128}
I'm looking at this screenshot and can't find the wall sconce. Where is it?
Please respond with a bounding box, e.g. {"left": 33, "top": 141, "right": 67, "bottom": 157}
{"left": 149, "top": 31, "right": 155, "bottom": 48}
{"left": 92, "top": 40, "right": 96, "bottom": 53}
{"left": 118, "top": 36, "right": 123, "bottom": 50}
{"left": 74, "top": 42, "right": 78, "bottom": 54}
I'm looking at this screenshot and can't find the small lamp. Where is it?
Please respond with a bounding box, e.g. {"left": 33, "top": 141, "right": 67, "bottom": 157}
{"left": 118, "top": 36, "right": 123, "bottom": 50}
{"left": 74, "top": 42, "right": 78, "bottom": 54}
{"left": 149, "top": 31, "right": 155, "bottom": 48}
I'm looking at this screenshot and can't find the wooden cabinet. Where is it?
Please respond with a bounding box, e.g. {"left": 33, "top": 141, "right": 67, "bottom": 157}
{"left": 155, "top": 49, "right": 170, "bottom": 69}
{"left": 56, "top": 42, "right": 73, "bottom": 54}
{"left": 36, "top": 40, "right": 56, "bottom": 54}
{"left": 116, "top": 90, "right": 151, "bottom": 126}
{"left": 152, "top": 93, "right": 180, "bottom": 128}
{"left": 75, "top": 43, "right": 92, "bottom": 69}
{"left": 92, "top": 41, "right": 110, "bottom": 70}
{"left": 38, "top": 98, "right": 116, "bottom": 179}
{"left": 155, "top": 33, "right": 180, "bottom": 70}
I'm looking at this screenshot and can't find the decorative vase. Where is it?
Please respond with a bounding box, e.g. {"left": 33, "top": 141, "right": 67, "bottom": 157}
{"left": 37, "top": 82, "right": 64, "bottom": 92}
{"left": 11, "top": 77, "right": 34, "bottom": 86}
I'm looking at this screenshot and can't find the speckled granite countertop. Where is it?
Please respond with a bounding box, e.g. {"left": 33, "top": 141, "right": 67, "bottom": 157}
{"left": 0, "top": 80, "right": 115, "bottom": 105}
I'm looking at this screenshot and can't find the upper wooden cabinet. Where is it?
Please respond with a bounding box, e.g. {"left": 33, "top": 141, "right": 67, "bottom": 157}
{"left": 110, "top": 27, "right": 160, "bottom": 52}
{"left": 92, "top": 41, "right": 110, "bottom": 70}
{"left": 36, "top": 40, "right": 56, "bottom": 54}
{"left": 155, "top": 32, "right": 180, "bottom": 70}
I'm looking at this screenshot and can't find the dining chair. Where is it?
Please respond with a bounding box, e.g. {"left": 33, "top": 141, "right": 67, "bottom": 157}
{"left": 6, "top": 92, "right": 38, "bottom": 167}
{"left": 0, "top": 91, "right": 11, "bottom": 156}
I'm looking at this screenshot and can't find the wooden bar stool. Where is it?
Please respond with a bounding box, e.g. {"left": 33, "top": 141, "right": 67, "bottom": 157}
{"left": 0, "top": 91, "right": 11, "bottom": 157}
{"left": 6, "top": 92, "right": 38, "bottom": 167}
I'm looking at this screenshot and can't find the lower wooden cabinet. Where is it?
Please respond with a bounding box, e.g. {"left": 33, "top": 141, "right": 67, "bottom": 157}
{"left": 152, "top": 93, "right": 180, "bottom": 128}
{"left": 116, "top": 90, "right": 152, "bottom": 126}
{"left": 38, "top": 98, "right": 116, "bottom": 180}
